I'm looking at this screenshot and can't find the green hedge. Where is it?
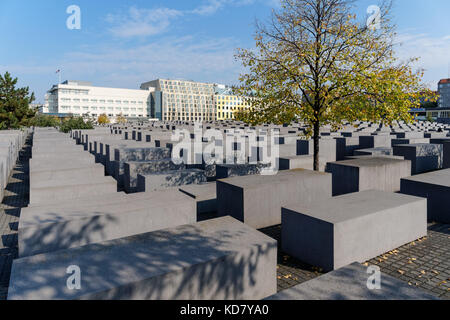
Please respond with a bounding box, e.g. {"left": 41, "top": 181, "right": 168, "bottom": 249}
{"left": 59, "top": 116, "right": 94, "bottom": 133}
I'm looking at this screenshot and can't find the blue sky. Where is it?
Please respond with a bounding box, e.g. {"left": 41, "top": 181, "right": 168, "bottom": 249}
{"left": 1, "top": 0, "right": 449, "bottom": 103}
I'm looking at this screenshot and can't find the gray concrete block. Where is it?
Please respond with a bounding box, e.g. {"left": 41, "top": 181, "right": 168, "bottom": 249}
{"left": 278, "top": 155, "right": 313, "bottom": 170}
{"left": 19, "top": 189, "right": 197, "bottom": 257}
{"left": 124, "top": 160, "right": 185, "bottom": 193}
{"left": 266, "top": 263, "right": 437, "bottom": 300}
{"left": 30, "top": 164, "right": 105, "bottom": 189}
{"left": 400, "top": 168, "right": 450, "bottom": 223}
{"left": 179, "top": 182, "right": 217, "bottom": 216}
{"left": 393, "top": 143, "right": 443, "bottom": 174}
{"left": 325, "top": 157, "right": 411, "bottom": 196}
{"left": 353, "top": 147, "right": 393, "bottom": 157}
{"left": 216, "top": 163, "right": 270, "bottom": 179}
{"left": 281, "top": 190, "right": 427, "bottom": 271}
{"left": 9, "top": 216, "right": 277, "bottom": 300}
{"left": 137, "top": 169, "right": 207, "bottom": 192}
{"left": 430, "top": 138, "right": 450, "bottom": 168}
{"left": 217, "top": 169, "right": 332, "bottom": 229}
{"left": 359, "top": 135, "right": 392, "bottom": 149}
{"left": 29, "top": 179, "right": 118, "bottom": 206}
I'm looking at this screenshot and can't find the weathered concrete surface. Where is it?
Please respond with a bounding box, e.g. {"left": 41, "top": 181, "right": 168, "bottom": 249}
{"left": 400, "top": 168, "right": 450, "bottom": 223}
{"left": 217, "top": 169, "right": 332, "bottom": 229}
{"left": 179, "top": 182, "right": 217, "bottom": 216}
{"left": 30, "top": 164, "right": 106, "bottom": 189}
{"left": 137, "top": 169, "right": 207, "bottom": 192}
{"left": 9, "top": 216, "right": 277, "bottom": 300}
{"left": 123, "top": 160, "right": 185, "bottom": 193}
{"left": 281, "top": 190, "right": 427, "bottom": 271}
{"left": 278, "top": 155, "right": 313, "bottom": 170}
{"left": 266, "top": 263, "right": 437, "bottom": 300}
{"left": 325, "top": 157, "right": 411, "bottom": 196}
{"left": 29, "top": 178, "right": 118, "bottom": 206}
{"left": 393, "top": 143, "right": 443, "bottom": 175}
{"left": 19, "top": 189, "right": 197, "bottom": 257}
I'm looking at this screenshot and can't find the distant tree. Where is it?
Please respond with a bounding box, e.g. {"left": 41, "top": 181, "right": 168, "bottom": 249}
{"left": 60, "top": 116, "right": 94, "bottom": 133}
{"left": 234, "top": 0, "right": 436, "bottom": 170}
{"left": 0, "top": 71, "right": 36, "bottom": 129}
{"left": 97, "top": 113, "right": 110, "bottom": 125}
{"left": 116, "top": 113, "right": 127, "bottom": 124}
{"left": 30, "top": 114, "right": 61, "bottom": 127}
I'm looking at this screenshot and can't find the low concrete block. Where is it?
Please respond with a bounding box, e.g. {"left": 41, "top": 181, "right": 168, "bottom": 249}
{"left": 215, "top": 163, "right": 270, "bottom": 179}
{"left": 19, "top": 189, "right": 197, "bottom": 257}
{"left": 29, "top": 179, "right": 118, "bottom": 206}
{"left": 30, "top": 164, "right": 105, "bottom": 189}
{"left": 179, "top": 182, "right": 217, "bottom": 216}
{"left": 9, "top": 216, "right": 277, "bottom": 300}
{"left": 430, "top": 138, "right": 450, "bottom": 169}
{"left": 400, "top": 168, "right": 450, "bottom": 223}
{"left": 281, "top": 190, "right": 427, "bottom": 271}
{"left": 278, "top": 155, "right": 313, "bottom": 170}
{"left": 124, "top": 160, "right": 185, "bottom": 193}
{"left": 393, "top": 143, "right": 443, "bottom": 174}
{"left": 137, "top": 169, "right": 207, "bottom": 192}
{"left": 353, "top": 147, "right": 393, "bottom": 156}
{"left": 325, "top": 157, "right": 411, "bottom": 196}
{"left": 266, "top": 263, "right": 437, "bottom": 300}
{"left": 217, "top": 169, "right": 332, "bottom": 229}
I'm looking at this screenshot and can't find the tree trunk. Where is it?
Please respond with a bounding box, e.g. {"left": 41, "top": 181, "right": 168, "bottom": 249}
{"left": 313, "top": 120, "right": 320, "bottom": 171}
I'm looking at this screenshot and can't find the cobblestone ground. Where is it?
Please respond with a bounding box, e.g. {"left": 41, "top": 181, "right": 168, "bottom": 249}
{"left": 0, "top": 139, "right": 30, "bottom": 300}
{"left": 261, "top": 224, "right": 450, "bottom": 299}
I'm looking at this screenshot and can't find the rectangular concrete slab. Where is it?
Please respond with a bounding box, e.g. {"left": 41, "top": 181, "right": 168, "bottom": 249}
{"left": 179, "top": 182, "right": 217, "bottom": 215}
{"left": 281, "top": 190, "right": 427, "bottom": 271}
{"left": 19, "top": 189, "right": 197, "bottom": 257}
{"left": 137, "top": 169, "right": 207, "bottom": 192}
{"left": 325, "top": 157, "right": 411, "bottom": 196}
{"left": 400, "top": 168, "right": 450, "bottom": 223}
{"left": 265, "top": 263, "right": 437, "bottom": 300}
{"left": 217, "top": 169, "right": 332, "bottom": 229}
{"left": 9, "top": 216, "right": 277, "bottom": 300}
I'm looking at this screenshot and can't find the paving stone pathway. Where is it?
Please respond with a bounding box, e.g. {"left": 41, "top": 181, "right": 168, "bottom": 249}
{"left": 0, "top": 138, "right": 30, "bottom": 300}
{"left": 261, "top": 224, "right": 450, "bottom": 299}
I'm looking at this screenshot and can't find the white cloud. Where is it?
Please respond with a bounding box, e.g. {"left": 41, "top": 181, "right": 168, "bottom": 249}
{"left": 395, "top": 32, "right": 450, "bottom": 89}
{"left": 56, "top": 36, "right": 244, "bottom": 89}
{"left": 191, "top": 0, "right": 226, "bottom": 16}
{"left": 106, "top": 6, "right": 183, "bottom": 38}
{"left": 106, "top": 1, "right": 279, "bottom": 38}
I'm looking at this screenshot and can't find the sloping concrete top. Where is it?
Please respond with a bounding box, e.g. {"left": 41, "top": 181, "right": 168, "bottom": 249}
{"left": 282, "top": 190, "right": 425, "bottom": 224}
{"left": 327, "top": 157, "right": 406, "bottom": 168}
{"left": 402, "top": 168, "right": 450, "bottom": 187}
{"left": 266, "top": 263, "right": 438, "bottom": 300}
{"left": 179, "top": 182, "right": 216, "bottom": 201}
{"left": 8, "top": 216, "right": 276, "bottom": 300}
{"left": 217, "top": 169, "right": 329, "bottom": 190}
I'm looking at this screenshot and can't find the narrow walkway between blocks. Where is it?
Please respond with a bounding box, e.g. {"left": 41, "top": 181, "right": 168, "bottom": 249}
{"left": 0, "top": 137, "right": 31, "bottom": 300}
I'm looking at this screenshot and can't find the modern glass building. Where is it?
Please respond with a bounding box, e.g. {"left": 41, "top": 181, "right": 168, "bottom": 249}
{"left": 438, "top": 79, "right": 450, "bottom": 109}
{"left": 141, "top": 79, "right": 217, "bottom": 121}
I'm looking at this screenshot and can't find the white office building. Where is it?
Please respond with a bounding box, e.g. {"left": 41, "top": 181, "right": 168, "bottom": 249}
{"left": 46, "top": 80, "right": 154, "bottom": 120}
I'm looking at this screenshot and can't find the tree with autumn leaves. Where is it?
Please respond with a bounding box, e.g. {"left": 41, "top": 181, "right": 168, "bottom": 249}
{"left": 97, "top": 113, "right": 110, "bottom": 125}
{"left": 234, "top": 0, "right": 436, "bottom": 171}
